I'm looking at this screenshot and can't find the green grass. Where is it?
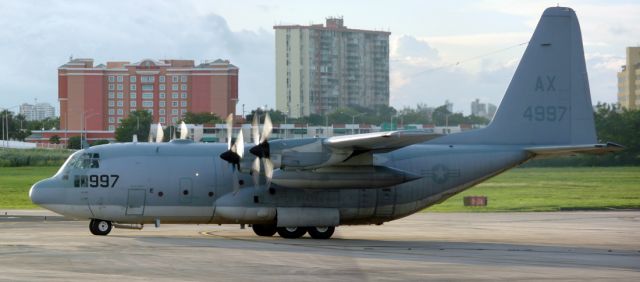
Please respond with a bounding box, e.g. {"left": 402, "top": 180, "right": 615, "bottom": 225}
{"left": 0, "top": 148, "right": 72, "bottom": 167}
{"left": 0, "top": 166, "right": 59, "bottom": 209}
{"left": 1, "top": 166, "right": 639, "bottom": 211}
{"left": 428, "top": 167, "right": 640, "bottom": 212}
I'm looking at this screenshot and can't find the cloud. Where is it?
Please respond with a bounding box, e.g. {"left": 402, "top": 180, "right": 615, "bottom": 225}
{"left": 0, "top": 0, "right": 274, "bottom": 113}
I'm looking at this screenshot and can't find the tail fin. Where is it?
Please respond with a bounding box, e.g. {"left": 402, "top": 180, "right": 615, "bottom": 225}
{"left": 437, "top": 7, "right": 596, "bottom": 145}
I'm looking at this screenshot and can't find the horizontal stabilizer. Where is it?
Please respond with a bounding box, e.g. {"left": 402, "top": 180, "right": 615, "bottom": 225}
{"left": 324, "top": 130, "right": 441, "bottom": 152}
{"left": 526, "top": 142, "right": 624, "bottom": 156}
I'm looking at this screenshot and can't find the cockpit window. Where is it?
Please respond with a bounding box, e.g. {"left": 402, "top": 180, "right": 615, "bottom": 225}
{"left": 69, "top": 152, "right": 100, "bottom": 169}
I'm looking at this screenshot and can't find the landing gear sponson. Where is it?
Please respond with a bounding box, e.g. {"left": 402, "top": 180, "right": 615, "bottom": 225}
{"left": 88, "top": 220, "right": 335, "bottom": 239}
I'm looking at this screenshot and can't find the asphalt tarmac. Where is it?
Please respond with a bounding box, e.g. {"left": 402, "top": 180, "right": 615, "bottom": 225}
{"left": 0, "top": 210, "right": 638, "bottom": 281}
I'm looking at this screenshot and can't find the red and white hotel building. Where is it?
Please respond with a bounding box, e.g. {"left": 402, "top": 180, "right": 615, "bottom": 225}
{"left": 28, "top": 58, "right": 239, "bottom": 145}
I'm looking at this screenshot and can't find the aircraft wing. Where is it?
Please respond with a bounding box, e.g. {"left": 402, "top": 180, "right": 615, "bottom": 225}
{"left": 525, "top": 142, "right": 624, "bottom": 156}
{"left": 323, "top": 130, "right": 441, "bottom": 152}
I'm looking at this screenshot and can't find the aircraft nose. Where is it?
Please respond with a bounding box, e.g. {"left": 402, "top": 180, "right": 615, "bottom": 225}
{"left": 29, "top": 178, "right": 55, "bottom": 205}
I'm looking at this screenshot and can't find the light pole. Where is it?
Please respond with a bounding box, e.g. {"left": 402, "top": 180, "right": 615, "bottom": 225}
{"left": 350, "top": 113, "right": 364, "bottom": 134}
{"left": 81, "top": 111, "right": 99, "bottom": 149}
{"left": 1, "top": 105, "right": 20, "bottom": 149}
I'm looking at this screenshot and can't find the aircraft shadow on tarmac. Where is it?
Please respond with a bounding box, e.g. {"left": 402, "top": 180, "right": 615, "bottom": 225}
{"left": 126, "top": 231, "right": 640, "bottom": 272}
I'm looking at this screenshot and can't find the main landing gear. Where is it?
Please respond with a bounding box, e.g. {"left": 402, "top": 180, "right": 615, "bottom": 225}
{"left": 89, "top": 219, "right": 112, "bottom": 236}
{"left": 251, "top": 224, "right": 335, "bottom": 239}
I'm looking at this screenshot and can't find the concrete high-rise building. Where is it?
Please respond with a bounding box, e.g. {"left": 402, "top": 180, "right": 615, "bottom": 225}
{"left": 58, "top": 58, "right": 238, "bottom": 131}
{"left": 19, "top": 102, "right": 56, "bottom": 121}
{"left": 471, "top": 99, "right": 487, "bottom": 117}
{"left": 274, "top": 18, "right": 390, "bottom": 118}
{"left": 617, "top": 47, "right": 640, "bottom": 110}
{"left": 487, "top": 103, "right": 497, "bottom": 120}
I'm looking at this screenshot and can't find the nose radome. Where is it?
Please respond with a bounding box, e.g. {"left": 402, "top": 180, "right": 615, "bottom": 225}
{"left": 29, "top": 181, "right": 43, "bottom": 205}
{"left": 29, "top": 178, "right": 54, "bottom": 205}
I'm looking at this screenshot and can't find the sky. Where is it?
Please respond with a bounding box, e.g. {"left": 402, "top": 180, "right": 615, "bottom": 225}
{"left": 0, "top": 0, "right": 638, "bottom": 115}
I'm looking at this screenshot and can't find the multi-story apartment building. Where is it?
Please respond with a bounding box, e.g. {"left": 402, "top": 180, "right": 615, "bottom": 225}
{"left": 19, "top": 102, "right": 56, "bottom": 121}
{"left": 58, "top": 58, "right": 238, "bottom": 131}
{"left": 617, "top": 46, "right": 640, "bottom": 110}
{"left": 274, "top": 18, "right": 390, "bottom": 118}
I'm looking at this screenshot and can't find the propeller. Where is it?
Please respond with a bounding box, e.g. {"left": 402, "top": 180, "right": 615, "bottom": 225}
{"left": 219, "top": 114, "right": 245, "bottom": 193}
{"left": 155, "top": 123, "right": 164, "bottom": 143}
{"left": 180, "top": 121, "right": 188, "bottom": 140}
{"left": 249, "top": 112, "right": 274, "bottom": 188}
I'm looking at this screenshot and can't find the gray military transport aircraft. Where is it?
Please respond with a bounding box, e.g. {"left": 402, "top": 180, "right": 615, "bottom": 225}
{"left": 30, "top": 7, "right": 621, "bottom": 239}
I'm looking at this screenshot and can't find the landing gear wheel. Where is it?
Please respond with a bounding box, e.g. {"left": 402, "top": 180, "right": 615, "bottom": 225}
{"left": 307, "top": 226, "right": 335, "bottom": 239}
{"left": 252, "top": 224, "right": 277, "bottom": 237}
{"left": 276, "top": 227, "right": 307, "bottom": 239}
{"left": 89, "top": 219, "right": 112, "bottom": 236}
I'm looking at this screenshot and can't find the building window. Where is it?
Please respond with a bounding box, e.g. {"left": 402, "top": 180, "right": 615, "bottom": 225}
{"left": 117, "top": 92, "right": 123, "bottom": 99}
{"left": 108, "top": 84, "right": 115, "bottom": 90}
{"left": 117, "top": 75, "right": 123, "bottom": 82}
{"left": 108, "top": 92, "right": 115, "bottom": 99}
{"left": 108, "top": 76, "right": 115, "bottom": 82}
{"left": 117, "top": 84, "right": 123, "bottom": 91}
{"left": 141, "top": 76, "right": 155, "bottom": 83}
{"left": 142, "top": 101, "right": 154, "bottom": 107}
{"left": 108, "top": 101, "right": 115, "bottom": 107}
{"left": 180, "top": 84, "right": 187, "bottom": 91}
{"left": 117, "top": 109, "right": 123, "bottom": 115}
{"left": 130, "top": 101, "right": 137, "bottom": 107}
{"left": 172, "top": 93, "right": 178, "bottom": 99}
{"left": 181, "top": 75, "right": 187, "bottom": 83}
{"left": 181, "top": 92, "right": 187, "bottom": 99}
{"left": 142, "top": 85, "right": 153, "bottom": 91}
{"left": 108, "top": 125, "right": 115, "bottom": 131}
{"left": 171, "top": 84, "right": 179, "bottom": 91}
{"left": 172, "top": 109, "right": 179, "bottom": 115}
{"left": 159, "top": 84, "right": 165, "bottom": 91}
{"left": 159, "top": 101, "right": 165, "bottom": 107}
{"left": 159, "top": 76, "right": 165, "bottom": 83}
{"left": 117, "top": 101, "right": 123, "bottom": 107}
{"left": 142, "top": 93, "right": 154, "bottom": 99}
{"left": 159, "top": 109, "right": 165, "bottom": 115}
{"left": 147, "top": 109, "right": 153, "bottom": 115}
{"left": 181, "top": 109, "right": 187, "bottom": 114}
{"left": 172, "top": 101, "right": 178, "bottom": 107}
{"left": 159, "top": 92, "right": 165, "bottom": 99}
{"left": 130, "top": 92, "right": 136, "bottom": 99}
{"left": 172, "top": 76, "right": 179, "bottom": 83}
{"left": 172, "top": 117, "right": 178, "bottom": 124}
{"left": 108, "top": 109, "right": 115, "bottom": 115}
{"left": 130, "top": 84, "right": 136, "bottom": 91}
{"left": 181, "top": 101, "right": 187, "bottom": 107}
{"left": 159, "top": 117, "right": 165, "bottom": 123}
{"left": 130, "top": 76, "right": 136, "bottom": 83}
{"left": 108, "top": 117, "right": 115, "bottom": 123}
{"left": 117, "top": 118, "right": 123, "bottom": 123}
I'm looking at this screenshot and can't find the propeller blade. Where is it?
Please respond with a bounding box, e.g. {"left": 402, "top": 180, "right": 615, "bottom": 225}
{"left": 156, "top": 123, "right": 164, "bottom": 143}
{"left": 233, "top": 129, "right": 244, "bottom": 158}
{"left": 232, "top": 169, "right": 240, "bottom": 194}
{"left": 251, "top": 114, "right": 260, "bottom": 146}
{"left": 251, "top": 158, "right": 260, "bottom": 189}
{"left": 180, "top": 121, "right": 188, "bottom": 140}
{"left": 260, "top": 112, "right": 272, "bottom": 143}
{"left": 225, "top": 114, "right": 233, "bottom": 150}
{"left": 263, "top": 158, "right": 274, "bottom": 188}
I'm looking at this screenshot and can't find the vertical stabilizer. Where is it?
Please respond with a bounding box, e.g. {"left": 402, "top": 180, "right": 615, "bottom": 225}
{"left": 435, "top": 7, "right": 596, "bottom": 145}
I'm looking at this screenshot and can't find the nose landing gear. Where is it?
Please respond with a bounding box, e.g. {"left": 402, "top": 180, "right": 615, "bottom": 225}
{"left": 89, "top": 219, "right": 112, "bottom": 236}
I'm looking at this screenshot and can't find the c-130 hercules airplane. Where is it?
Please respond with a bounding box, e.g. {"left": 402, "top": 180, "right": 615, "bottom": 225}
{"left": 30, "top": 7, "right": 621, "bottom": 239}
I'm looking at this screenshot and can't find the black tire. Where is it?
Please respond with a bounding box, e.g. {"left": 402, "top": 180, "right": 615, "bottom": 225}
{"left": 89, "top": 219, "right": 112, "bottom": 236}
{"left": 252, "top": 224, "right": 277, "bottom": 237}
{"left": 276, "top": 227, "right": 307, "bottom": 239}
{"left": 307, "top": 226, "right": 335, "bottom": 239}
